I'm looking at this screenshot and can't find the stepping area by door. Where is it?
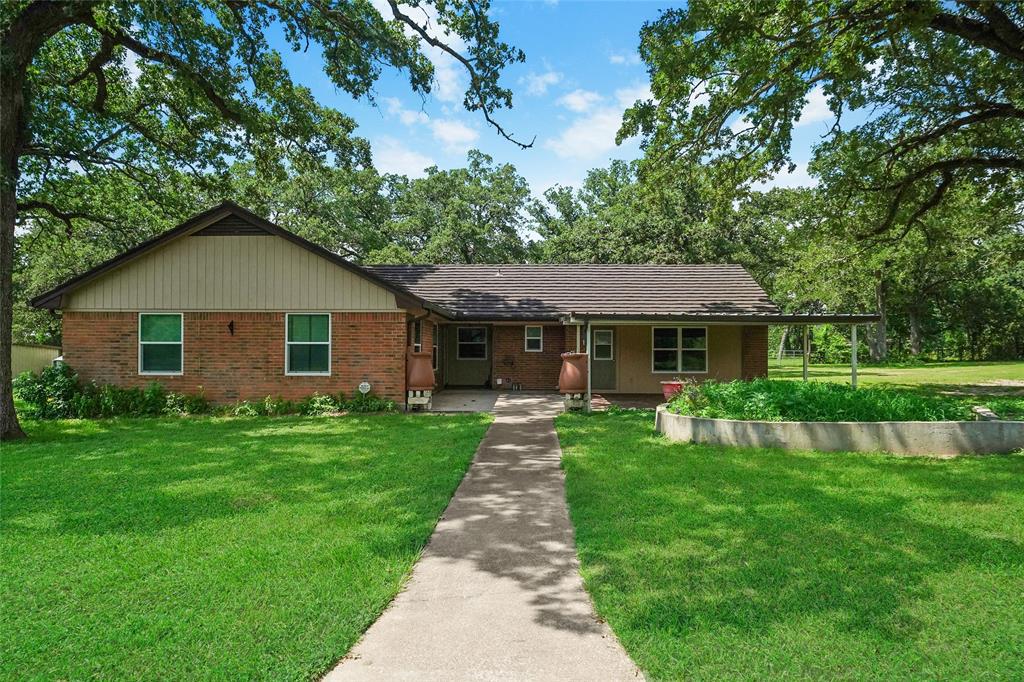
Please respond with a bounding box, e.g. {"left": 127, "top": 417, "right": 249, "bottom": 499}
{"left": 325, "top": 393, "right": 641, "bottom": 681}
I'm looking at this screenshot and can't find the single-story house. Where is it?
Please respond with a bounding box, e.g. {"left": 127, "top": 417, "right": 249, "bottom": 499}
{"left": 31, "top": 202, "right": 875, "bottom": 406}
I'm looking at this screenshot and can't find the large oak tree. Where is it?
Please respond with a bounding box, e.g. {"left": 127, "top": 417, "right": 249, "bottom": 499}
{"left": 0, "top": 0, "right": 527, "bottom": 439}
{"left": 621, "top": 0, "right": 1024, "bottom": 237}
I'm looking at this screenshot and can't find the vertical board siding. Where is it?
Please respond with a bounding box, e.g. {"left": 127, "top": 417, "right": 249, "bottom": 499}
{"left": 66, "top": 234, "right": 398, "bottom": 311}
{"left": 12, "top": 345, "right": 61, "bottom": 375}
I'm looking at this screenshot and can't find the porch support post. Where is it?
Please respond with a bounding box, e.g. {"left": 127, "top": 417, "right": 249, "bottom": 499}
{"left": 851, "top": 324, "right": 858, "bottom": 389}
{"left": 585, "top": 319, "right": 592, "bottom": 413}
{"left": 575, "top": 324, "right": 580, "bottom": 353}
{"left": 802, "top": 325, "right": 810, "bottom": 382}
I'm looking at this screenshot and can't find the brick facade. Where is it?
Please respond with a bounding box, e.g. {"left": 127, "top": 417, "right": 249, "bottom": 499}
{"left": 741, "top": 325, "right": 769, "bottom": 380}
{"left": 490, "top": 324, "right": 568, "bottom": 391}
{"left": 63, "top": 311, "right": 407, "bottom": 404}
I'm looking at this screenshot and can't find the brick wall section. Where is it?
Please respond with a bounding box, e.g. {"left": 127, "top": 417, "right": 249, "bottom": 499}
{"left": 491, "top": 324, "right": 566, "bottom": 390}
{"left": 741, "top": 325, "right": 769, "bottom": 380}
{"left": 62, "top": 311, "right": 407, "bottom": 404}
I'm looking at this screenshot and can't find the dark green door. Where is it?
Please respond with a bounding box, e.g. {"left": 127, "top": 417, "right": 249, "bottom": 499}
{"left": 592, "top": 328, "right": 616, "bottom": 390}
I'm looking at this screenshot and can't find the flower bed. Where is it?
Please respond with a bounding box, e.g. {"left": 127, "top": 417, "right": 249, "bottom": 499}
{"left": 666, "top": 379, "right": 971, "bottom": 422}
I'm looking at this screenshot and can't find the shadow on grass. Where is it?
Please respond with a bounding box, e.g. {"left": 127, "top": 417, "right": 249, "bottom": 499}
{"left": 557, "top": 411, "right": 1024, "bottom": 676}
{"left": 3, "top": 414, "right": 483, "bottom": 539}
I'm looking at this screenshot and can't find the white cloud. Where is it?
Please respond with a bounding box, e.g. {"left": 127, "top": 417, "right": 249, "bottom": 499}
{"left": 543, "top": 108, "right": 625, "bottom": 161}
{"left": 430, "top": 119, "right": 479, "bottom": 152}
{"left": 543, "top": 83, "right": 652, "bottom": 161}
{"left": 795, "top": 86, "right": 832, "bottom": 127}
{"left": 384, "top": 97, "right": 428, "bottom": 126}
{"left": 609, "top": 52, "right": 641, "bottom": 66}
{"left": 751, "top": 162, "right": 817, "bottom": 191}
{"left": 557, "top": 89, "right": 602, "bottom": 113}
{"left": 520, "top": 70, "right": 562, "bottom": 96}
{"left": 373, "top": 136, "right": 435, "bottom": 177}
{"left": 614, "top": 83, "right": 652, "bottom": 108}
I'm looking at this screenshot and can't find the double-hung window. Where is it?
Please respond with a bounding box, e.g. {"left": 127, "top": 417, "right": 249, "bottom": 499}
{"left": 286, "top": 313, "right": 330, "bottom": 375}
{"left": 652, "top": 326, "right": 707, "bottom": 373}
{"left": 524, "top": 325, "right": 543, "bottom": 352}
{"left": 412, "top": 321, "right": 422, "bottom": 352}
{"left": 457, "top": 326, "right": 487, "bottom": 360}
{"left": 139, "top": 313, "right": 183, "bottom": 375}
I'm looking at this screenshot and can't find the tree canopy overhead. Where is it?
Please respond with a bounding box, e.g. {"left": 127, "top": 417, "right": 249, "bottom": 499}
{"left": 0, "top": 0, "right": 528, "bottom": 439}
{"left": 622, "top": 0, "right": 1024, "bottom": 237}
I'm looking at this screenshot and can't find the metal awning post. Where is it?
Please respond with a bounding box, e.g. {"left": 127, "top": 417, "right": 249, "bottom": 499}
{"left": 585, "top": 319, "right": 592, "bottom": 413}
{"left": 802, "top": 325, "right": 810, "bottom": 382}
{"left": 851, "top": 324, "right": 858, "bottom": 389}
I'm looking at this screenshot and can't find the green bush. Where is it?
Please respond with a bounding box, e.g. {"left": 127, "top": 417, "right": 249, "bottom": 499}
{"left": 13, "top": 364, "right": 210, "bottom": 419}
{"left": 15, "top": 364, "right": 396, "bottom": 420}
{"left": 345, "top": 392, "right": 396, "bottom": 413}
{"left": 668, "top": 379, "right": 972, "bottom": 422}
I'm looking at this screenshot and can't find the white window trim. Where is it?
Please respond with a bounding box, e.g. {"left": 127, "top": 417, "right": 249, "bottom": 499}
{"left": 412, "top": 320, "right": 422, "bottom": 353}
{"left": 138, "top": 312, "right": 184, "bottom": 376}
{"left": 285, "top": 313, "right": 332, "bottom": 376}
{"left": 593, "top": 329, "right": 614, "bottom": 361}
{"left": 432, "top": 328, "right": 439, "bottom": 371}
{"left": 651, "top": 325, "right": 708, "bottom": 374}
{"left": 524, "top": 325, "right": 543, "bottom": 352}
{"left": 456, "top": 326, "right": 488, "bottom": 361}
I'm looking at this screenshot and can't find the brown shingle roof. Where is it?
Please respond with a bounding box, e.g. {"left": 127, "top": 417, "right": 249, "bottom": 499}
{"left": 364, "top": 264, "right": 782, "bottom": 320}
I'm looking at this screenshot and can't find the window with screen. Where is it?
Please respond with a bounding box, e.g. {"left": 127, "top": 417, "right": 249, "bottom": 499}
{"left": 139, "top": 313, "right": 183, "bottom": 374}
{"left": 286, "top": 314, "right": 330, "bottom": 374}
{"left": 524, "top": 325, "right": 543, "bottom": 352}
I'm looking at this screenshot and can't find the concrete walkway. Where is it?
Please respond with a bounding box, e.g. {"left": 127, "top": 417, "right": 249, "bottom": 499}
{"left": 324, "top": 393, "right": 642, "bottom": 681}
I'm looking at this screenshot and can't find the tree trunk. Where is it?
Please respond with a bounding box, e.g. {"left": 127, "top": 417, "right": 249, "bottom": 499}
{"left": 777, "top": 326, "right": 788, "bottom": 360}
{"left": 1, "top": 2, "right": 92, "bottom": 439}
{"left": 908, "top": 308, "right": 923, "bottom": 356}
{"left": 0, "top": 52, "right": 27, "bottom": 439}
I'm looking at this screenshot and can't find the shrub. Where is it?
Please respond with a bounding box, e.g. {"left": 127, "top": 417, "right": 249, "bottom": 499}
{"left": 668, "top": 379, "right": 972, "bottom": 422}
{"left": 13, "top": 364, "right": 210, "bottom": 419}
{"left": 164, "top": 389, "right": 210, "bottom": 416}
{"left": 298, "top": 392, "right": 340, "bottom": 416}
{"left": 344, "top": 392, "right": 396, "bottom": 413}
{"left": 12, "top": 364, "right": 81, "bottom": 419}
{"left": 231, "top": 401, "right": 260, "bottom": 417}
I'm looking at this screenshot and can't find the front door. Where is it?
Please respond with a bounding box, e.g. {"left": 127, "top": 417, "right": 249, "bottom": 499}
{"left": 591, "top": 328, "right": 616, "bottom": 390}
{"left": 445, "top": 325, "right": 491, "bottom": 387}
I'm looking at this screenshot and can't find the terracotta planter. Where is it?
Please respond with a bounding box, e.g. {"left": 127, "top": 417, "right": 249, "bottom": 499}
{"left": 407, "top": 350, "right": 435, "bottom": 391}
{"left": 559, "top": 352, "right": 588, "bottom": 393}
{"left": 660, "top": 380, "right": 684, "bottom": 401}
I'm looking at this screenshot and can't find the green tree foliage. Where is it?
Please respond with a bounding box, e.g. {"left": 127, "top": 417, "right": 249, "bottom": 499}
{"left": 367, "top": 149, "right": 532, "bottom": 264}
{"left": 0, "top": 0, "right": 527, "bottom": 439}
{"left": 530, "top": 160, "right": 790, "bottom": 290}
{"left": 622, "top": 1, "right": 1024, "bottom": 235}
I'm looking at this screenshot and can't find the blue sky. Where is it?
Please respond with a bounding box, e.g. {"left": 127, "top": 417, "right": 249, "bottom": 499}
{"left": 274, "top": 0, "right": 826, "bottom": 194}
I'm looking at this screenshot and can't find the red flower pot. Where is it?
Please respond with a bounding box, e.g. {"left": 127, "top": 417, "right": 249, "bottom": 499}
{"left": 660, "top": 380, "right": 684, "bottom": 401}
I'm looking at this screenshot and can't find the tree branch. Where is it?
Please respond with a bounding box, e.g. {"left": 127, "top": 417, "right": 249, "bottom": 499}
{"left": 385, "top": 0, "right": 533, "bottom": 149}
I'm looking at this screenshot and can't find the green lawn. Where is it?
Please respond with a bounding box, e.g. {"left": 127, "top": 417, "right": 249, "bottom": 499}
{"left": 557, "top": 411, "right": 1024, "bottom": 680}
{"left": 770, "top": 358, "right": 1024, "bottom": 391}
{"left": 1, "top": 413, "right": 490, "bottom": 681}
{"left": 770, "top": 360, "right": 1024, "bottom": 419}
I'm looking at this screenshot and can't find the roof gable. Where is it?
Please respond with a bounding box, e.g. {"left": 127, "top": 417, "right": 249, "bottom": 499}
{"left": 31, "top": 202, "right": 442, "bottom": 313}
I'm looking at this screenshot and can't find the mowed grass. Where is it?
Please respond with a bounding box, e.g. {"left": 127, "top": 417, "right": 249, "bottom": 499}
{"left": 770, "top": 360, "right": 1024, "bottom": 419}
{"left": 1, "top": 413, "right": 490, "bottom": 681}
{"left": 557, "top": 411, "right": 1024, "bottom": 680}
{"left": 770, "top": 358, "right": 1024, "bottom": 390}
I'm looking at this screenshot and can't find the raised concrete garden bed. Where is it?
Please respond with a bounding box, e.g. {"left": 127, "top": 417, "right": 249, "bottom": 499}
{"left": 655, "top": 405, "right": 1024, "bottom": 457}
